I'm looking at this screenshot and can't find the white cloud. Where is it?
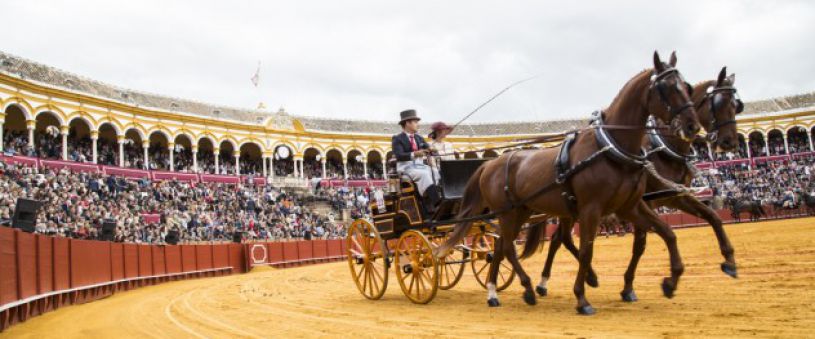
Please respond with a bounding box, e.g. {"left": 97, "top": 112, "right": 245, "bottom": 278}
{"left": 3, "top": 0, "right": 813, "bottom": 123}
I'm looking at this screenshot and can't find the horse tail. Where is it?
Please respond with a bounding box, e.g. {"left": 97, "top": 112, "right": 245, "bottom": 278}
{"left": 520, "top": 220, "right": 547, "bottom": 259}
{"left": 434, "top": 165, "right": 485, "bottom": 258}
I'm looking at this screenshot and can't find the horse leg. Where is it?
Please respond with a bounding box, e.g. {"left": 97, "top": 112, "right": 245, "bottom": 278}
{"left": 538, "top": 218, "right": 598, "bottom": 298}
{"left": 667, "top": 196, "right": 737, "bottom": 278}
{"left": 618, "top": 225, "right": 647, "bottom": 302}
{"left": 485, "top": 226, "right": 508, "bottom": 307}
{"left": 558, "top": 221, "right": 599, "bottom": 288}
{"left": 574, "top": 208, "right": 600, "bottom": 315}
{"left": 620, "top": 200, "right": 685, "bottom": 299}
{"left": 537, "top": 220, "right": 564, "bottom": 297}
{"left": 499, "top": 211, "right": 537, "bottom": 305}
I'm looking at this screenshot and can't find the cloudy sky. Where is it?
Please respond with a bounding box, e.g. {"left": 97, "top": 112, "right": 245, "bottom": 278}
{"left": 3, "top": 1, "right": 814, "bottom": 123}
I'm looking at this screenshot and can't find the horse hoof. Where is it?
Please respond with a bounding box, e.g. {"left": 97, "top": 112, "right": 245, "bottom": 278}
{"left": 523, "top": 291, "right": 537, "bottom": 305}
{"left": 487, "top": 298, "right": 501, "bottom": 307}
{"left": 535, "top": 286, "right": 548, "bottom": 297}
{"left": 721, "top": 262, "right": 738, "bottom": 279}
{"left": 576, "top": 305, "right": 596, "bottom": 315}
{"left": 620, "top": 290, "right": 638, "bottom": 302}
{"left": 661, "top": 278, "right": 675, "bottom": 299}
{"left": 587, "top": 273, "right": 599, "bottom": 288}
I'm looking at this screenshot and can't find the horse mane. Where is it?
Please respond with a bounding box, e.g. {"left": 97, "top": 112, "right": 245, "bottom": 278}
{"left": 604, "top": 68, "right": 654, "bottom": 114}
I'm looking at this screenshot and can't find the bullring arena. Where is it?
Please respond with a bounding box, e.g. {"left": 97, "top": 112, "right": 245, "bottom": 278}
{"left": 4, "top": 3, "right": 815, "bottom": 338}
{"left": 3, "top": 219, "right": 814, "bottom": 338}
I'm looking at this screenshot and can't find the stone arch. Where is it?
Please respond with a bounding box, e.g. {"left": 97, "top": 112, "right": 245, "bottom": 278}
{"left": 325, "top": 148, "right": 344, "bottom": 179}
{"left": 367, "top": 149, "right": 384, "bottom": 179}
{"left": 303, "top": 146, "right": 322, "bottom": 178}
{"left": 767, "top": 128, "right": 785, "bottom": 155}
{"left": 65, "top": 113, "right": 97, "bottom": 132}
{"left": 239, "top": 141, "right": 263, "bottom": 175}
{"left": 33, "top": 106, "right": 66, "bottom": 126}
{"left": 3, "top": 99, "right": 35, "bottom": 120}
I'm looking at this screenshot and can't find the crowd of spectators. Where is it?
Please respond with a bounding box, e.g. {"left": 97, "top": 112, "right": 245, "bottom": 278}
{"left": 0, "top": 159, "right": 371, "bottom": 244}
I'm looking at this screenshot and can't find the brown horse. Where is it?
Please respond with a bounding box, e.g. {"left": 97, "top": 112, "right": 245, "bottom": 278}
{"left": 436, "top": 51, "right": 701, "bottom": 315}
{"left": 530, "top": 67, "right": 743, "bottom": 303}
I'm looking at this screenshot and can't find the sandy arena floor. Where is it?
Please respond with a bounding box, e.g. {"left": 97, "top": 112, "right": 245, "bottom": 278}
{"left": 5, "top": 218, "right": 815, "bottom": 338}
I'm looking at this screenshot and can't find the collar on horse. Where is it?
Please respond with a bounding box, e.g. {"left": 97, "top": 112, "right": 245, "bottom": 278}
{"left": 590, "top": 111, "right": 648, "bottom": 167}
{"left": 645, "top": 115, "right": 696, "bottom": 162}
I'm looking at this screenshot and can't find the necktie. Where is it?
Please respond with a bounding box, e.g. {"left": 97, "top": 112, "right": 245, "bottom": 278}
{"left": 409, "top": 134, "right": 418, "bottom": 151}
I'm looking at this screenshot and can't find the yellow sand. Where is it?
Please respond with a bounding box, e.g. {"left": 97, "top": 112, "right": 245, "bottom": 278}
{"left": 5, "top": 218, "right": 815, "bottom": 338}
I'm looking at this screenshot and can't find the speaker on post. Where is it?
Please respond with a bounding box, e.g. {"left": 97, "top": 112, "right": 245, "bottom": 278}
{"left": 12, "top": 198, "right": 42, "bottom": 233}
{"left": 165, "top": 230, "right": 179, "bottom": 245}
{"left": 101, "top": 219, "right": 117, "bottom": 241}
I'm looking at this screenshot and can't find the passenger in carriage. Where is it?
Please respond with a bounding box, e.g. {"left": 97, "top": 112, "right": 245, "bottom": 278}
{"left": 427, "top": 121, "right": 457, "bottom": 169}
{"left": 391, "top": 109, "right": 442, "bottom": 215}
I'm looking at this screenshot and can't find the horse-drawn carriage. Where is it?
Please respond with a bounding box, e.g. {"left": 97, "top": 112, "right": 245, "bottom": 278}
{"left": 346, "top": 159, "right": 516, "bottom": 303}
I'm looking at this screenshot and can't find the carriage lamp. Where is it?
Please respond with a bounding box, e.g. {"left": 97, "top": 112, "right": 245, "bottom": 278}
{"left": 388, "top": 171, "right": 400, "bottom": 194}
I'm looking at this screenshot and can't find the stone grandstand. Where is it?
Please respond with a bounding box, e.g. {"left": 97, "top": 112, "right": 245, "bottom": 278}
{"left": 2, "top": 50, "right": 813, "bottom": 137}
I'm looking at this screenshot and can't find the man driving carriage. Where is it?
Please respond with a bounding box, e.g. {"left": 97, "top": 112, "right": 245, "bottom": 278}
{"left": 391, "top": 109, "right": 442, "bottom": 215}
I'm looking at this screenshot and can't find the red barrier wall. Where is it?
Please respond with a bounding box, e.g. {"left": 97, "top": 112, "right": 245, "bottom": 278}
{"left": 268, "top": 242, "right": 284, "bottom": 264}
{"left": 181, "top": 246, "right": 196, "bottom": 272}
{"left": 152, "top": 246, "right": 166, "bottom": 276}
{"left": 196, "top": 245, "right": 213, "bottom": 270}
{"left": 17, "top": 232, "right": 37, "bottom": 300}
{"left": 53, "top": 237, "right": 70, "bottom": 290}
{"left": 297, "top": 241, "right": 313, "bottom": 261}
{"left": 0, "top": 227, "right": 17, "bottom": 305}
{"left": 111, "top": 243, "right": 124, "bottom": 281}
{"left": 165, "top": 245, "right": 182, "bottom": 274}
{"left": 138, "top": 245, "right": 153, "bottom": 277}
{"left": 36, "top": 235, "right": 53, "bottom": 294}
{"left": 282, "top": 242, "right": 298, "bottom": 263}
{"left": 123, "top": 244, "right": 139, "bottom": 279}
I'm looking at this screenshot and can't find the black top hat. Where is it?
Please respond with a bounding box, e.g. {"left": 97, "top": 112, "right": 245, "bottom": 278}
{"left": 399, "top": 109, "right": 421, "bottom": 124}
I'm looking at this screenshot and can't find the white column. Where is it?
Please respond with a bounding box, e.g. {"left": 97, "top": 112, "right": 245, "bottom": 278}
{"left": 321, "top": 160, "right": 327, "bottom": 178}
{"left": 270, "top": 156, "right": 275, "bottom": 178}
{"left": 168, "top": 142, "right": 175, "bottom": 172}
{"left": 707, "top": 142, "right": 715, "bottom": 161}
{"left": 382, "top": 160, "right": 387, "bottom": 178}
{"left": 0, "top": 120, "right": 4, "bottom": 152}
{"left": 262, "top": 156, "right": 268, "bottom": 178}
{"left": 60, "top": 126, "right": 69, "bottom": 160}
{"left": 214, "top": 148, "right": 220, "bottom": 174}
{"left": 808, "top": 130, "right": 814, "bottom": 152}
{"left": 90, "top": 132, "right": 98, "bottom": 164}
{"left": 783, "top": 134, "right": 790, "bottom": 155}
{"left": 192, "top": 146, "right": 198, "bottom": 172}
{"left": 342, "top": 157, "right": 348, "bottom": 179}
{"left": 118, "top": 138, "right": 125, "bottom": 167}
{"left": 363, "top": 158, "right": 368, "bottom": 179}
{"left": 26, "top": 121, "right": 35, "bottom": 147}
{"left": 293, "top": 158, "right": 301, "bottom": 178}
{"left": 763, "top": 132, "right": 770, "bottom": 156}
{"left": 233, "top": 150, "right": 240, "bottom": 175}
{"left": 745, "top": 140, "right": 752, "bottom": 159}
{"left": 142, "top": 141, "right": 149, "bottom": 170}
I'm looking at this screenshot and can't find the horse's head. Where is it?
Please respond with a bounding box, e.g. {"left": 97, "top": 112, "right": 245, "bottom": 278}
{"left": 694, "top": 67, "right": 742, "bottom": 152}
{"left": 646, "top": 51, "right": 701, "bottom": 142}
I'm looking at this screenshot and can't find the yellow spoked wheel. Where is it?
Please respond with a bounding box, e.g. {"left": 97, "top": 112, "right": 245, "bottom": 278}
{"left": 431, "top": 235, "right": 466, "bottom": 290}
{"left": 347, "top": 219, "right": 389, "bottom": 300}
{"left": 395, "top": 230, "right": 439, "bottom": 304}
{"left": 470, "top": 231, "right": 515, "bottom": 291}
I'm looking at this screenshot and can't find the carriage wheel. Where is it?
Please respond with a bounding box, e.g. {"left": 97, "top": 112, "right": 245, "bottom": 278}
{"left": 470, "top": 232, "right": 515, "bottom": 291}
{"left": 394, "top": 230, "right": 439, "bottom": 304}
{"left": 431, "top": 236, "right": 466, "bottom": 290}
{"left": 347, "top": 219, "right": 389, "bottom": 300}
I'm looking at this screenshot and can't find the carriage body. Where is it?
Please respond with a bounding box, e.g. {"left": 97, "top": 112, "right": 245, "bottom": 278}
{"left": 346, "top": 159, "right": 516, "bottom": 304}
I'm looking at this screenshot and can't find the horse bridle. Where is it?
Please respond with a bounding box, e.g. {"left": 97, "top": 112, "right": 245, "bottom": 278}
{"left": 647, "top": 67, "right": 695, "bottom": 126}
{"left": 697, "top": 85, "right": 744, "bottom": 142}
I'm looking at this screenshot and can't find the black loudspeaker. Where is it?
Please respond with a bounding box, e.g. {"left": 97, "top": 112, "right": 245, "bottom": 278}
{"left": 165, "top": 230, "right": 179, "bottom": 245}
{"left": 101, "top": 220, "right": 117, "bottom": 241}
{"left": 232, "top": 231, "right": 243, "bottom": 243}
{"left": 12, "top": 198, "right": 42, "bottom": 233}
